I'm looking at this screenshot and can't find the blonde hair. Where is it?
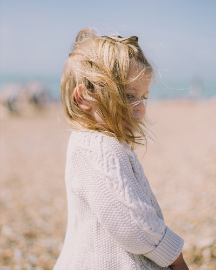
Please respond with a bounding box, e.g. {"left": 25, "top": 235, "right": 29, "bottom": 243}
{"left": 61, "top": 27, "right": 153, "bottom": 148}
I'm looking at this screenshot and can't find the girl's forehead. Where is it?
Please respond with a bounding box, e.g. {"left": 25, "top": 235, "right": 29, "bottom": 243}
{"left": 128, "top": 60, "right": 143, "bottom": 74}
{"left": 126, "top": 77, "right": 151, "bottom": 93}
{"left": 128, "top": 60, "right": 152, "bottom": 81}
{"left": 127, "top": 63, "right": 151, "bottom": 90}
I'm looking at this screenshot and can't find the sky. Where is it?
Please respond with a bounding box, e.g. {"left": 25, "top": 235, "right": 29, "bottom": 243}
{"left": 1, "top": 0, "right": 216, "bottom": 81}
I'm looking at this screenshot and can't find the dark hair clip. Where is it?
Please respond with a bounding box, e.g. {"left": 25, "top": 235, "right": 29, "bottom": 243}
{"left": 100, "top": 35, "right": 123, "bottom": 38}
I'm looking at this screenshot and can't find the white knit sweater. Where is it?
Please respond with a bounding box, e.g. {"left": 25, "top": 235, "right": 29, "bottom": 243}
{"left": 53, "top": 130, "right": 184, "bottom": 270}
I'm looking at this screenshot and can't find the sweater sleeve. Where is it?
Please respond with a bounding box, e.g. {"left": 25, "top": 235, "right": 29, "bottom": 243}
{"left": 68, "top": 133, "right": 184, "bottom": 267}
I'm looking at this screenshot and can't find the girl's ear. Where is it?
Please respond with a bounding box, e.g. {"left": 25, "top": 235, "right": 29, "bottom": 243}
{"left": 74, "top": 85, "right": 92, "bottom": 111}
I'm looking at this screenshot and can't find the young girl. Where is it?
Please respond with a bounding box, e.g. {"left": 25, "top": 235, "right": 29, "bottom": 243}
{"left": 53, "top": 28, "right": 189, "bottom": 270}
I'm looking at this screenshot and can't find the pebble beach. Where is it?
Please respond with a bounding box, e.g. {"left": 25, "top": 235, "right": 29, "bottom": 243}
{"left": 1, "top": 100, "right": 216, "bottom": 270}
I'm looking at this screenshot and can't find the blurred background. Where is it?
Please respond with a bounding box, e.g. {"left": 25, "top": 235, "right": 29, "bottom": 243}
{"left": 1, "top": 0, "right": 216, "bottom": 101}
{"left": 1, "top": 0, "right": 216, "bottom": 270}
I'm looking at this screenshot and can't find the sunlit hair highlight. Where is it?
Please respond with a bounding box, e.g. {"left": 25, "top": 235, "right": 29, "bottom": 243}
{"left": 61, "top": 27, "right": 154, "bottom": 148}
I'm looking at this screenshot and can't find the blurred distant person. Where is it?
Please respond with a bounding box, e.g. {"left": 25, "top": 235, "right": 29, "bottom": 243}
{"left": 0, "top": 81, "right": 51, "bottom": 114}
{"left": 25, "top": 81, "right": 50, "bottom": 106}
{"left": 0, "top": 83, "right": 26, "bottom": 113}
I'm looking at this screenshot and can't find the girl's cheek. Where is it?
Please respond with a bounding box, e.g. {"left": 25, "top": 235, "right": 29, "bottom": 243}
{"left": 91, "top": 109, "right": 110, "bottom": 128}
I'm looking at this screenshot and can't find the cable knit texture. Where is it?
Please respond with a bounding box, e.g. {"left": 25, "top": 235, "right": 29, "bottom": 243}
{"left": 53, "top": 130, "right": 184, "bottom": 270}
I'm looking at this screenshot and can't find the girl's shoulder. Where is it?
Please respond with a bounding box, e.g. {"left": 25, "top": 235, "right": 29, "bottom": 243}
{"left": 68, "top": 129, "right": 133, "bottom": 161}
{"left": 67, "top": 130, "right": 134, "bottom": 180}
{"left": 67, "top": 130, "right": 144, "bottom": 176}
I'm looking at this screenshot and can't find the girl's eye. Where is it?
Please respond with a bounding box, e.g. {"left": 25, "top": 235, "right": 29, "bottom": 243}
{"left": 126, "top": 94, "right": 134, "bottom": 99}
{"left": 141, "top": 96, "right": 148, "bottom": 100}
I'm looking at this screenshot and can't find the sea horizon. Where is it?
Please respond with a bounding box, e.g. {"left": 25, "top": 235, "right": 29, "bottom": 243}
{"left": 1, "top": 73, "right": 216, "bottom": 101}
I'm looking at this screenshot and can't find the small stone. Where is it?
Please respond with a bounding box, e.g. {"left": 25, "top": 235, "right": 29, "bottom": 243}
{"left": 196, "top": 237, "right": 215, "bottom": 249}
{"left": 212, "top": 247, "right": 216, "bottom": 258}
{"left": 27, "top": 253, "right": 38, "bottom": 264}
{"left": 200, "top": 265, "right": 208, "bottom": 270}
{"left": 35, "top": 267, "right": 43, "bottom": 270}
{"left": 23, "top": 263, "right": 31, "bottom": 270}
{"left": 1, "top": 188, "right": 13, "bottom": 202}
{"left": 14, "top": 248, "right": 23, "bottom": 264}
{"left": 202, "top": 247, "right": 211, "bottom": 259}
{"left": 1, "top": 225, "right": 14, "bottom": 237}
{"left": 14, "top": 266, "right": 21, "bottom": 270}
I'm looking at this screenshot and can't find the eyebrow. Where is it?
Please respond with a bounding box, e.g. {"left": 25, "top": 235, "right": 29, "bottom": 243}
{"left": 126, "top": 87, "right": 149, "bottom": 93}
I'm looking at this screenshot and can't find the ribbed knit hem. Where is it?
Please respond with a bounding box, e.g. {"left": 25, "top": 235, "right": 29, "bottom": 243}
{"left": 144, "top": 226, "right": 184, "bottom": 267}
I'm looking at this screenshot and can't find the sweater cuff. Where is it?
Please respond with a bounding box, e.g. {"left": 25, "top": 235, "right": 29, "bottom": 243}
{"left": 144, "top": 226, "right": 184, "bottom": 267}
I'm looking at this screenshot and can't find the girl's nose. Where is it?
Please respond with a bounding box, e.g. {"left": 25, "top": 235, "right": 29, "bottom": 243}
{"left": 133, "top": 99, "right": 145, "bottom": 112}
